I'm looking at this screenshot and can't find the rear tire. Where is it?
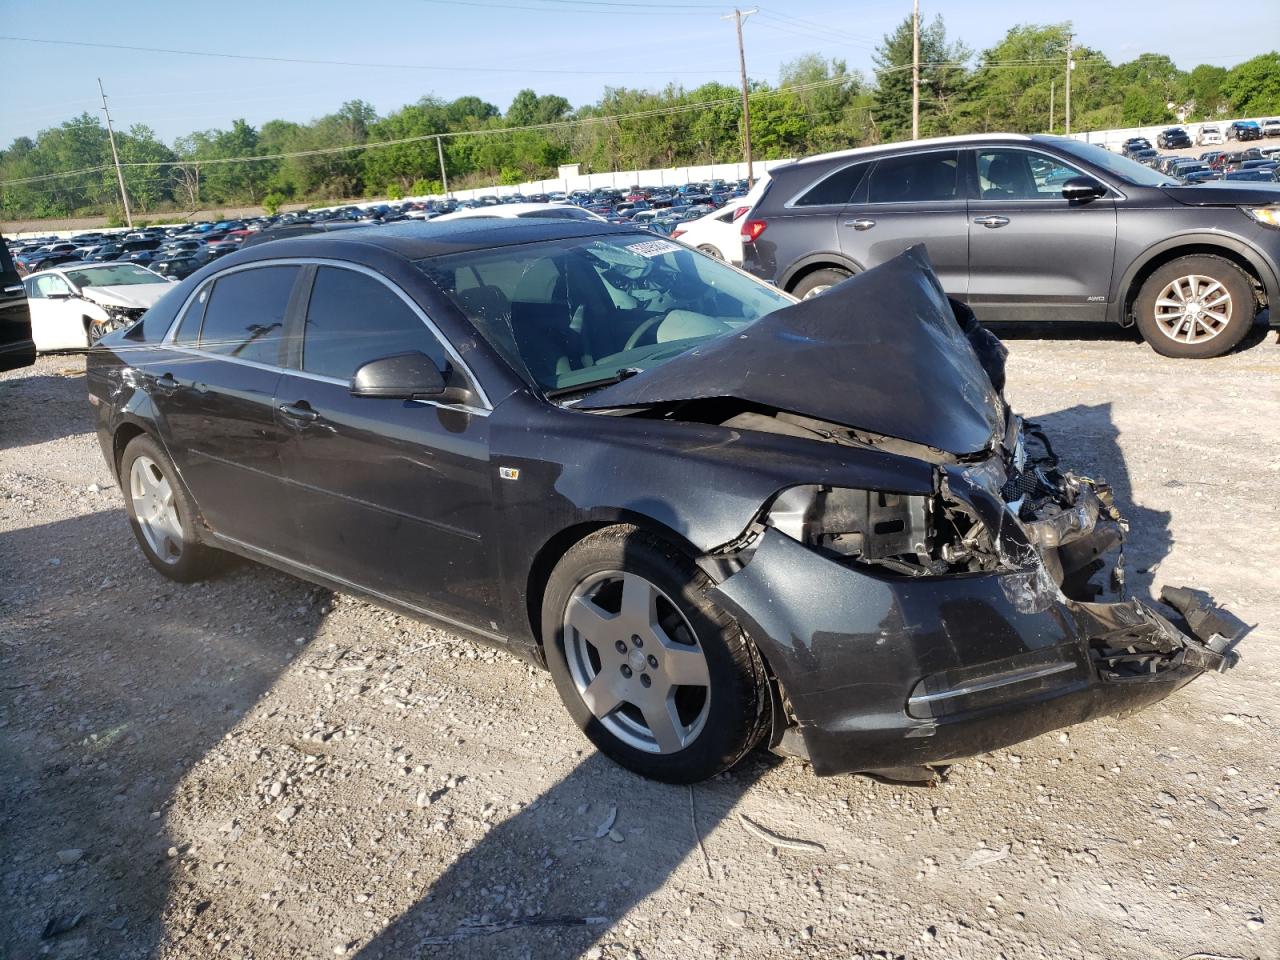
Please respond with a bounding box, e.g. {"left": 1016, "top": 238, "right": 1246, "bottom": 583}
{"left": 791, "top": 267, "right": 851, "bottom": 300}
{"left": 1134, "top": 255, "right": 1255, "bottom": 358}
{"left": 120, "top": 434, "right": 225, "bottom": 582}
{"left": 696, "top": 244, "right": 724, "bottom": 261}
{"left": 542, "top": 525, "right": 769, "bottom": 783}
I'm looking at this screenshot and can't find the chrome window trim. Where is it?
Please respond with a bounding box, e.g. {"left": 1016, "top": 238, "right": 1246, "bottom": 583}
{"left": 159, "top": 257, "right": 493, "bottom": 412}
{"left": 970, "top": 145, "right": 1123, "bottom": 203}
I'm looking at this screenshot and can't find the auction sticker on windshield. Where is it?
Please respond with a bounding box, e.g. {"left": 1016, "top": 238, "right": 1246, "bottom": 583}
{"left": 626, "top": 239, "right": 683, "bottom": 258}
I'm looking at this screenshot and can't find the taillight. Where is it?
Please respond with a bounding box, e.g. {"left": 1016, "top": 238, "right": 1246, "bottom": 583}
{"left": 732, "top": 205, "right": 750, "bottom": 221}
{"left": 671, "top": 228, "right": 686, "bottom": 239}
{"left": 741, "top": 219, "right": 767, "bottom": 242}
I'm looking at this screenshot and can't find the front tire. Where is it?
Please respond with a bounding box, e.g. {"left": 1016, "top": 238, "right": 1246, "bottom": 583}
{"left": 1134, "top": 255, "right": 1255, "bottom": 358}
{"left": 791, "top": 267, "right": 851, "bottom": 300}
{"left": 543, "top": 525, "right": 769, "bottom": 783}
{"left": 120, "top": 434, "right": 224, "bottom": 582}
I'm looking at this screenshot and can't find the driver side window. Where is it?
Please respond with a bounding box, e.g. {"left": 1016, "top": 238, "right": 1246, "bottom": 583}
{"left": 977, "top": 150, "right": 1087, "bottom": 200}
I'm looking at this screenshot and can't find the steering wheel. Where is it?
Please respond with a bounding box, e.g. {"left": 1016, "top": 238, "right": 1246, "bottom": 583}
{"left": 624, "top": 315, "right": 665, "bottom": 351}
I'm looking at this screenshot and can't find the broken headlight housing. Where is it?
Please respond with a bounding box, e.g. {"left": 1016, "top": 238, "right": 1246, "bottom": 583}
{"left": 764, "top": 485, "right": 1000, "bottom": 576}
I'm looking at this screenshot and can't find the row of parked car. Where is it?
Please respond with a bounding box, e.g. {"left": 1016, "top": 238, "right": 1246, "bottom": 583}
{"left": 1158, "top": 119, "right": 1280, "bottom": 147}
{"left": 1118, "top": 136, "right": 1280, "bottom": 182}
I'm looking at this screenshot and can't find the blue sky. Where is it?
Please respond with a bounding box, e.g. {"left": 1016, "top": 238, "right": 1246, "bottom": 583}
{"left": 2, "top": 0, "right": 1276, "bottom": 146}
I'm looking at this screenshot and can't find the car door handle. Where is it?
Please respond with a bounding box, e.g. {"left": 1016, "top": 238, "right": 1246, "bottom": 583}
{"left": 843, "top": 218, "right": 876, "bottom": 231}
{"left": 278, "top": 401, "right": 319, "bottom": 423}
{"left": 973, "top": 215, "right": 1010, "bottom": 228}
{"left": 153, "top": 373, "right": 180, "bottom": 394}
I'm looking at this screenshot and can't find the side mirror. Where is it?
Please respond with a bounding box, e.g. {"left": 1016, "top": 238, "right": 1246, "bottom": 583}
{"left": 1061, "top": 176, "right": 1107, "bottom": 202}
{"left": 350, "top": 351, "right": 471, "bottom": 404}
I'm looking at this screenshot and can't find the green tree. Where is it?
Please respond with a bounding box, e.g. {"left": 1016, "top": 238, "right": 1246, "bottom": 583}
{"left": 1222, "top": 52, "right": 1280, "bottom": 115}
{"left": 871, "top": 13, "right": 970, "bottom": 140}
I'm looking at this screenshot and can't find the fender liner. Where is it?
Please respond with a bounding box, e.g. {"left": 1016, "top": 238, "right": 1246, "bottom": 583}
{"left": 779, "top": 251, "right": 864, "bottom": 292}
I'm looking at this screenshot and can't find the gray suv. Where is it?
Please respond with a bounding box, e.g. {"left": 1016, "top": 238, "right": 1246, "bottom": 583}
{"left": 740, "top": 134, "right": 1280, "bottom": 358}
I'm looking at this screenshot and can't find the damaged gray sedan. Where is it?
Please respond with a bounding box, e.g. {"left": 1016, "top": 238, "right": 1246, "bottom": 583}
{"left": 89, "top": 221, "right": 1240, "bottom": 784}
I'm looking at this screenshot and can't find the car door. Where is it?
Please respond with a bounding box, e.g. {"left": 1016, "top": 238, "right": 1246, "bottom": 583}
{"left": 150, "top": 263, "right": 302, "bottom": 550}
{"left": 24, "top": 273, "right": 88, "bottom": 351}
{"left": 273, "top": 264, "right": 495, "bottom": 629}
{"left": 965, "top": 147, "right": 1118, "bottom": 322}
{"left": 838, "top": 148, "right": 969, "bottom": 297}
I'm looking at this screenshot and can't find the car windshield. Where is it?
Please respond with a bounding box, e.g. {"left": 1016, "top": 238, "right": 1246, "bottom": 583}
{"left": 416, "top": 233, "right": 793, "bottom": 395}
{"left": 1054, "top": 139, "right": 1178, "bottom": 186}
{"left": 61, "top": 264, "right": 164, "bottom": 288}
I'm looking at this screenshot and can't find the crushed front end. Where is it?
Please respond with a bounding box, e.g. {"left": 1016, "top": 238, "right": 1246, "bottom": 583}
{"left": 706, "top": 414, "right": 1242, "bottom": 778}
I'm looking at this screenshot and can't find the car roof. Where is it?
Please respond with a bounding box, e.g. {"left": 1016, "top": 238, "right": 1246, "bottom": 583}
{"left": 227, "top": 217, "right": 630, "bottom": 263}
{"left": 432, "top": 201, "right": 606, "bottom": 221}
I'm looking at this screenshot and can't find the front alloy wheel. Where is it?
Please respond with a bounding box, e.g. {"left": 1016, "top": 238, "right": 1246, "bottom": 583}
{"left": 1152, "top": 274, "right": 1232, "bottom": 345}
{"left": 564, "top": 570, "right": 711, "bottom": 754}
{"left": 1134, "top": 254, "right": 1255, "bottom": 359}
{"left": 544, "top": 525, "right": 769, "bottom": 783}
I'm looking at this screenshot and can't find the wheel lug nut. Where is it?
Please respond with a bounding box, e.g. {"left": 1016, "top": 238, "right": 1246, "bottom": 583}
{"left": 631, "top": 635, "right": 643, "bottom": 648}
{"left": 647, "top": 655, "right": 658, "bottom": 669}
{"left": 620, "top": 665, "right": 632, "bottom": 678}
{"left": 640, "top": 674, "right": 652, "bottom": 688}
{"left": 615, "top": 640, "right": 627, "bottom": 654}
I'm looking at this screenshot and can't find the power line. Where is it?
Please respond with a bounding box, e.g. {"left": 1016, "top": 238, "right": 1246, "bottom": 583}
{"left": 0, "top": 35, "right": 737, "bottom": 75}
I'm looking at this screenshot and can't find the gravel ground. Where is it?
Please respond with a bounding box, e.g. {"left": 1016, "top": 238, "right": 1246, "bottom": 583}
{"left": 2, "top": 328, "right": 1278, "bottom": 960}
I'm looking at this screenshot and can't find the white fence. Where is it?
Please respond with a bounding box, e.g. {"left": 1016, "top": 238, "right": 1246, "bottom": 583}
{"left": 1064, "top": 115, "right": 1274, "bottom": 151}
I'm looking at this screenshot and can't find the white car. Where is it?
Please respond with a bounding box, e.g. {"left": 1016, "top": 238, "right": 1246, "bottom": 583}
{"left": 431, "top": 201, "right": 607, "bottom": 223}
{"left": 23, "top": 262, "right": 174, "bottom": 351}
{"left": 669, "top": 205, "right": 751, "bottom": 264}
{"left": 1196, "top": 124, "right": 1225, "bottom": 146}
{"left": 1263, "top": 119, "right": 1280, "bottom": 138}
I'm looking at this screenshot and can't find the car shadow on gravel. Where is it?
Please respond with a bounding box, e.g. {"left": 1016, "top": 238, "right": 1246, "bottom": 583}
{"left": 0, "top": 508, "right": 326, "bottom": 958}
{"left": 1028, "top": 402, "right": 1172, "bottom": 602}
{"left": 0, "top": 370, "right": 95, "bottom": 452}
{"left": 350, "top": 750, "right": 771, "bottom": 960}
{"left": 988, "top": 310, "right": 1275, "bottom": 354}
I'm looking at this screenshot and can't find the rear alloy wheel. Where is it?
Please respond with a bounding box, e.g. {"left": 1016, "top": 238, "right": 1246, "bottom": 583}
{"left": 791, "top": 267, "right": 851, "bottom": 300}
{"left": 1134, "top": 255, "right": 1255, "bottom": 358}
{"left": 696, "top": 244, "right": 724, "bottom": 261}
{"left": 120, "top": 434, "right": 225, "bottom": 582}
{"left": 543, "top": 526, "right": 769, "bottom": 783}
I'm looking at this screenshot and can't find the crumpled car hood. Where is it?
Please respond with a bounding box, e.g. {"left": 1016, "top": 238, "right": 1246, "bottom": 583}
{"left": 80, "top": 284, "right": 170, "bottom": 309}
{"left": 578, "top": 245, "right": 1005, "bottom": 456}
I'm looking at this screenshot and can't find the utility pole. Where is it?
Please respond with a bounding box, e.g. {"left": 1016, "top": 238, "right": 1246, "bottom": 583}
{"left": 98, "top": 78, "right": 133, "bottom": 228}
{"left": 911, "top": 0, "right": 920, "bottom": 140}
{"left": 1064, "top": 33, "right": 1073, "bottom": 135}
{"left": 723, "top": 7, "right": 758, "bottom": 185}
{"left": 436, "top": 136, "right": 449, "bottom": 197}
{"left": 1049, "top": 79, "right": 1055, "bottom": 133}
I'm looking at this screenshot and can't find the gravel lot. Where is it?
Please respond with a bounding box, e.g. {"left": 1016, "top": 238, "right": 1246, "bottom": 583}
{"left": 2, "top": 327, "right": 1278, "bottom": 960}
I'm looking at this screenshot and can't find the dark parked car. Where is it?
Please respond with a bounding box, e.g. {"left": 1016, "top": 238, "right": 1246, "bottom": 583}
{"left": 1, "top": 234, "right": 36, "bottom": 371}
{"left": 1120, "top": 137, "right": 1153, "bottom": 158}
{"left": 739, "top": 133, "right": 1280, "bottom": 358}
{"left": 1228, "top": 121, "right": 1263, "bottom": 142}
{"left": 1156, "top": 127, "right": 1191, "bottom": 149}
{"left": 87, "top": 220, "right": 1237, "bottom": 783}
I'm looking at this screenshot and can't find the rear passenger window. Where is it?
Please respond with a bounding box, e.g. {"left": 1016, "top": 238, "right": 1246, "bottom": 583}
{"left": 198, "top": 266, "right": 297, "bottom": 365}
{"left": 866, "top": 151, "right": 960, "bottom": 204}
{"left": 794, "top": 163, "right": 866, "bottom": 206}
{"left": 301, "top": 267, "right": 449, "bottom": 381}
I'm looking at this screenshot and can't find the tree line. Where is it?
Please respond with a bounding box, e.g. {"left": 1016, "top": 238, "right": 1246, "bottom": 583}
{"left": 2, "top": 19, "right": 1278, "bottom": 222}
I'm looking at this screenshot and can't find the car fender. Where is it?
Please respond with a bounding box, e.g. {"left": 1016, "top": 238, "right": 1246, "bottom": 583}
{"left": 1108, "top": 231, "right": 1280, "bottom": 324}
{"left": 778, "top": 251, "right": 864, "bottom": 292}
